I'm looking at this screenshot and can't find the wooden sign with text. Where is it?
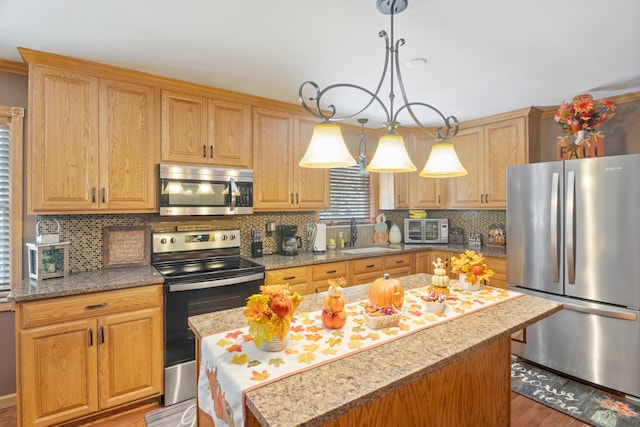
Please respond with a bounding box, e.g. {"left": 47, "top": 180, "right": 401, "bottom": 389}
{"left": 102, "top": 225, "right": 150, "bottom": 268}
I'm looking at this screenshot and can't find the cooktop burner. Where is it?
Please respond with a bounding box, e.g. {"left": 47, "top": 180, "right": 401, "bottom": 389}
{"left": 154, "top": 256, "right": 264, "bottom": 280}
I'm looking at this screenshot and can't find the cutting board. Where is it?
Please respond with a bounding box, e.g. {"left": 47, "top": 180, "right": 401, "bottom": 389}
{"left": 373, "top": 231, "right": 388, "bottom": 243}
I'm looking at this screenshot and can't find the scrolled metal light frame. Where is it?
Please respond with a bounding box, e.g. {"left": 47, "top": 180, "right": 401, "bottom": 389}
{"left": 298, "top": 0, "right": 459, "bottom": 142}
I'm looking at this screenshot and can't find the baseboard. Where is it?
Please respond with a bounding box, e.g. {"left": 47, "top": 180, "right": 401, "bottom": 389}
{"left": 0, "top": 393, "right": 16, "bottom": 409}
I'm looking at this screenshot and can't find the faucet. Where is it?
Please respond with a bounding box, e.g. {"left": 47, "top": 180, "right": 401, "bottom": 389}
{"left": 350, "top": 217, "right": 357, "bottom": 247}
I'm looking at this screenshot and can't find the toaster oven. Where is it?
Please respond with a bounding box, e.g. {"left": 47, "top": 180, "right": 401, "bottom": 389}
{"left": 404, "top": 218, "right": 449, "bottom": 244}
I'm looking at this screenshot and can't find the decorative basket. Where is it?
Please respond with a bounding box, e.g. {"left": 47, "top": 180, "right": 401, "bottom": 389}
{"left": 364, "top": 311, "right": 401, "bottom": 329}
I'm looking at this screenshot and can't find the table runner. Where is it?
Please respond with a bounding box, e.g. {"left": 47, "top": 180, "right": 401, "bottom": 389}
{"left": 197, "top": 285, "right": 522, "bottom": 427}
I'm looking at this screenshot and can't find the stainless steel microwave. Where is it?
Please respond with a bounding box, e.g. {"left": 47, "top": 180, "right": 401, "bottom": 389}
{"left": 404, "top": 218, "right": 449, "bottom": 244}
{"left": 159, "top": 164, "right": 253, "bottom": 216}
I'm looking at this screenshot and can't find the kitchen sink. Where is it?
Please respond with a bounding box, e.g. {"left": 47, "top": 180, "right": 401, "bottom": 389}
{"left": 340, "top": 247, "right": 398, "bottom": 255}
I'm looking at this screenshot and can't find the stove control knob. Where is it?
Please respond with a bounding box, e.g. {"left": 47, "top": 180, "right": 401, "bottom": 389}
{"left": 160, "top": 238, "right": 167, "bottom": 244}
{"left": 170, "top": 237, "right": 177, "bottom": 243}
{"left": 229, "top": 234, "right": 236, "bottom": 240}
{"left": 221, "top": 234, "right": 227, "bottom": 240}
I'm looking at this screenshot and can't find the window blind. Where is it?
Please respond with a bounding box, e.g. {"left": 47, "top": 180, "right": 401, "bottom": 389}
{"left": 0, "top": 124, "right": 10, "bottom": 301}
{"left": 319, "top": 165, "right": 372, "bottom": 222}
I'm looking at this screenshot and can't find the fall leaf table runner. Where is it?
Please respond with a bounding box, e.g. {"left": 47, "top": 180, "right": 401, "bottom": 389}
{"left": 197, "top": 285, "right": 522, "bottom": 427}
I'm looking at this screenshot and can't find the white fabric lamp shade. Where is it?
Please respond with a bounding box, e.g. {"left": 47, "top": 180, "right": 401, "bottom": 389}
{"left": 366, "top": 133, "right": 416, "bottom": 173}
{"left": 298, "top": 122, "right": 357, "bottom": 168}
{"left": 419, "top": 141, "right": 468, "bottom": 178}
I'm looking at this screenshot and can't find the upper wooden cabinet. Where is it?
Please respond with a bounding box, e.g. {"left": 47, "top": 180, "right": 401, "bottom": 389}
{"left": 448, "top": 109, "right": 541, "bottom": 209}
{"left": 253, "top": 108, "right": 329, "bottom": 211}
{"left": 161, "top": 89, "right": 252, "bottom": 168}
{"left": 379, "top": 132, "right": 446, "bottom": 210}
{"left": 24, "top": 55, "right": 157, "bottom": 214}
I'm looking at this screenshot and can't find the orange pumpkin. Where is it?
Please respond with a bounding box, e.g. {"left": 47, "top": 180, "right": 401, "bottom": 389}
{"left": 427, "top": 285, "right": 451, "bottom": 297}
{"left": 322, "top": 281, "right": 346, "bottom": 329}
{"left": 322, "top": 309, "right": 346, "bottom": 329}
{"left": 369, "top": 274, "right": 404, "bottom": 309}
{"left": 269, "top": 295, "right": 293, "bottom": 317}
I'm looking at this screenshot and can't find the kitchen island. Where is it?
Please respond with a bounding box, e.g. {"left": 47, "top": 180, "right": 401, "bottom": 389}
{"left": 188, "top": 273, "right": 561, "bottom": 427}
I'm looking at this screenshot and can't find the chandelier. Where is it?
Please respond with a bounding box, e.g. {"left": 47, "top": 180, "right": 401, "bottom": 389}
{"left": 297, "top": 0, "right": 467, "bottom": 178}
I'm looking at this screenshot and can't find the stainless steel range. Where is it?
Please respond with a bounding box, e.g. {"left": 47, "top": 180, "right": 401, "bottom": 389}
{"left": 152, "top": 228, "right": 265, "bottom": 406}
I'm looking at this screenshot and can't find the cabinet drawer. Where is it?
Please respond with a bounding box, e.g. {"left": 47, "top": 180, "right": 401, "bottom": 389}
{"left": 383, "top": 253, "right": 413, "bottom": 272}
{"left": 266, "top": 267, "right": 310, "bottom": 286}
{"left": 351, "top": 257, "right": 383, "bottom": 275}
{"left": 311, "top": 262, "right": 348, "bottom": 281}
{"left": 18, "top": 285, "right": 162, "bottom": 329}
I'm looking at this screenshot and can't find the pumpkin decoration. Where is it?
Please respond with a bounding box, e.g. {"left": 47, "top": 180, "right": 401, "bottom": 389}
{"left": 430, "top": 257, "right": 450, "bottom": 288}
{"left": 322, "top": 278, "right": 347, "bottom": 329}
{"left": 369, "top": 274, "right": 404, "bottom": 309}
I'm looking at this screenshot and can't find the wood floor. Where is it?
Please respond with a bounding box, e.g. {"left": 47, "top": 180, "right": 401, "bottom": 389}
{"left": 0, "top": 392, "right": 590, "bottom": 426}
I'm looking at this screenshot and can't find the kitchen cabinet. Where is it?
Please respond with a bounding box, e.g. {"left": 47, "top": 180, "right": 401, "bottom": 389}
{"left": 414, "top": 251, "right": 431, "bottom": 274}
{"left": 265, "top": 266, "right": 310, "bottom": 295}
{"left": 485, "top": 256, "right": 507, "bottom": 289}
{"left": 252, "top": 107, "right": 329, "bottom": 210}
{"left": 448, "top": 109, "right": 541, "bottom": 209}
{"left": 379, "top": 132, "right": 446, "bottom": 209}
{"left": 351, "top": 256, "right": 384, "bottom": 286}
{"left": 25, "top": 60, "right": 157, "bottom": 214}
{"left": 311, "top": 261, "right": 349, "bottom": 293}
{"left": 383, "top": 253, "right": 413, "bottom": 278}
{"left": 161, "top": 89, "right": 252, "bottom": 168}
{"left": 15, "top": 285, "right": 163, "bottom": 427}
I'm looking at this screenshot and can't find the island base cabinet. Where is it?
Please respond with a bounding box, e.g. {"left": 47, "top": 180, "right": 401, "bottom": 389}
{"left": 15, "top": 285, "right": 163, "bottom": 427}
{"left": 245, "top": 336, "right": 511, "bottom": 427}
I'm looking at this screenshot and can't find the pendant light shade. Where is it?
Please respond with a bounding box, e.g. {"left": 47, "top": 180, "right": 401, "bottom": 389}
{"left": 298, "top": 121, "right": 357, "bottom": 168}
{"left": 420, "top": 141, "right": 468, "bottom": 178}
{"left": 366, "top": 131, "right": 416, "bottom": 173}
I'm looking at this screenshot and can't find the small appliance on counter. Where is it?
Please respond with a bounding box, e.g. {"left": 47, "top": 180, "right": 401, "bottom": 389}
{"left": 276, "top": 225, "right": 300, "bottom": 256}
{"left": 404, "top": 218, "right": 448, "bottom": 244}
{"left": 310, "top": 223, "right": 327, "bottom": 252}
{"left": 449, "top": 227, "right": 464, "bottom": 245}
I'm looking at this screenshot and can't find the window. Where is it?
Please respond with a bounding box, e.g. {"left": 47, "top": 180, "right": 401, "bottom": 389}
{"left": 319, "top": 165, "right": 373, "bottom": 223}
{"left": 0, "top": 107, "right": 24, "bottom": 305}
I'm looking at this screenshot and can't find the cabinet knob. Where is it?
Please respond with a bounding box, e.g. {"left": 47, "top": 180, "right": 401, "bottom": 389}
{"left": 210, "top": 145, "right": 214, "bottom": 158}
{"left": 202, "top": 145, "right": 207, "bottom": 158}
{"left": 91, "top": 187, "right": 96, "bottom": 203}
{"left": 101, "top": 188, "right": 106, "bottom": 203}
{"left": 283, "top": 275, "right": 296, "bottom": 280}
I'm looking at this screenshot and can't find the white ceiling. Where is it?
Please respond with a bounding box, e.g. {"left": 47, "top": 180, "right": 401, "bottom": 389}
{"left": 1, "top": 0, "right": 639, "bottom": 129}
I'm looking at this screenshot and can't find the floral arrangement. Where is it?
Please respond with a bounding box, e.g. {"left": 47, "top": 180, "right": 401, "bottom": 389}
{"left": 451, "top": 249, "right": 494, "bottom": 283}
{"left": 243, "top": 284, "right": 303, "bottom": 347}
{"left": 554, "top": 93, "right": 616, "bottom": 135}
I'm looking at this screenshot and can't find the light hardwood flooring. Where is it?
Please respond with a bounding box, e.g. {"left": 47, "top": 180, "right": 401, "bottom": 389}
{"left": 0, "top": 393, "right": 591, "bottom": 426}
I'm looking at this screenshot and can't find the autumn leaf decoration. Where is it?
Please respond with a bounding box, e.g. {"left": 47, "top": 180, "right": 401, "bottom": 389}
{"left": 451, "top": 250, "right": 495, "bottom": 283}
{"left": 243, "top": 284, "right": 303, "bottom": 348}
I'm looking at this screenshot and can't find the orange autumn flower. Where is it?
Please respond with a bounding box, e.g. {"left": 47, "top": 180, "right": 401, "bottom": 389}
{"left": 554, "top": 93, "right": 615, "bottom": 135}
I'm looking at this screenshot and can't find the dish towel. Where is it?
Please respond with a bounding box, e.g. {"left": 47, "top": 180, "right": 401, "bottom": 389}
{"left": 198, "top": 285, "right": 522, "bottom": 427}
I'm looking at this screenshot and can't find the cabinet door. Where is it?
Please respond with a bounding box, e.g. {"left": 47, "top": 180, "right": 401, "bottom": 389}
{"left": 414, "top": 251, "right": 431, "bottom": 274}
{"left": 20, "top": 319, "right": 98, "bottom": 427}
{"left": 161, "top": 90, "right": 208, "bottom": 164}
{"left": 29, "top": 65, "right": 100, "bottom": 213}
{"left": 99, "top": 79, "right": 156, "bottom": 212}
{"left": 253, "top": 108, "right": 295, "bottom": 209}
{"left": 447, "top": 128, "right": 485, "bottom": 209}
{"left": 293, "top": 116, "right": 329, "bottom": 209}
{"left": 483, "top": 118, "right": 525, "bottom": 208}
{"left": 410, "top": 134, "right": 445, "bottom": 208}
{"left": 98, "top": 307, "right": 163, "bottom": 409}
{"left": 484, "top": 256, "right": 507, "bottom": 289}
{"left": 209, "top": 99, "right": 253, "bottom": 168}
{"left": 393, "top": 172, "right": 411, "bottom": 208}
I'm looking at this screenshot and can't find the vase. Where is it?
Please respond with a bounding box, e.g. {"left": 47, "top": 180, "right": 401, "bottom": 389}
{"left": 457, "top": 273, "right": 482, "bottom": 291}
{"left": 259, "top": 333, "right": 289, "bottom": 352}
{"left": 389, "top": 225, "right": 402, "bottom": 244}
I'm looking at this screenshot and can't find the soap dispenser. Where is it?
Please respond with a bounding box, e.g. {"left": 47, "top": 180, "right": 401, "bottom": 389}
{"left": 337, "top": 232, "right": 345, "bottom": 249}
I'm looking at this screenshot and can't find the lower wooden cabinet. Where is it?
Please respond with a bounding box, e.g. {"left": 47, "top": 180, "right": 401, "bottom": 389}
{"left": 311, "top": 261, "right": 349, "bottom": 293}
{"left": 351, "top": 257, "right": 384, "bottom": 286}
{"left": 265, "top": 266, "right": 311, "bottom": 295}
{"left": 484, "top": 256, "right": 507, "bottom": 289}
{"left": 15, "top": 285, "right": 163, "bottom": 427}
{"left": 383, "top": 253, "right": 414, "bottom": 278}
{"left": 428, "top": 250, "right": 454, "bottom": 277}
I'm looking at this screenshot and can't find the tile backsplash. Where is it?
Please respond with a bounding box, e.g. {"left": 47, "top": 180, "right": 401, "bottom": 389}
{"left": 35, "top": 209, "right": 505, "bottom": 273}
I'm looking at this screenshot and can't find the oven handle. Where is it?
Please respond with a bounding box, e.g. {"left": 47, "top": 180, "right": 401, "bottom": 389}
{"left": 168, "top": 272, "right": 264, "bottom": 292}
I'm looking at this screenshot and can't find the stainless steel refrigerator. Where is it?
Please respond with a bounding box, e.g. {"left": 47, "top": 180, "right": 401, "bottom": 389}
{"left": 507, "top": 153, "right": 640, "bottom": 401}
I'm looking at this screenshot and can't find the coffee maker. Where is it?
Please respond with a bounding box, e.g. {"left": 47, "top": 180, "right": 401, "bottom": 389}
{"left": 276, "top": 225, "right": 300, "bottom": 256}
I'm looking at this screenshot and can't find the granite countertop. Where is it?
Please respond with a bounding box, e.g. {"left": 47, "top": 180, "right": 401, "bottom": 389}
{"left": 189, "top": 273, "right": 561, "bottom": 427}
{"left": 8, "top": 265, "right": 164, "bottom": 302}
{"left": 250, "top": 243, "right": 506, "bottom": 271}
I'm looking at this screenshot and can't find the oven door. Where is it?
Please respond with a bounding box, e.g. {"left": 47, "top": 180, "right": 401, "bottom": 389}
{"left": 163, "top": 271, "right": 264, "bottom": 405}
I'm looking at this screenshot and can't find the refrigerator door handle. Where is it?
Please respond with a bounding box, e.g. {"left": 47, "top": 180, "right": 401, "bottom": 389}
{"left": 550, "top": 172, "right": 560, "bottom": 282}
{"left": 566, "top": 170, "right": 576, "bottom": 284}
{"left": 563, "top": 303, "right": 638, "bottom": 321}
